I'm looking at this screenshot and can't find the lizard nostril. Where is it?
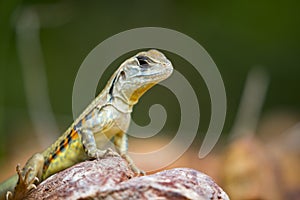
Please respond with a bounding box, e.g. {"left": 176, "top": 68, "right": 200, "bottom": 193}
{"left": 120, "top": 71, "right": 126, "bottom": 79}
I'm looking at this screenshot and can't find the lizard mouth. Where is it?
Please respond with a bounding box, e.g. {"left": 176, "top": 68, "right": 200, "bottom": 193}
{"left": 135, "top": 69, "right": 172, "bottom": 82}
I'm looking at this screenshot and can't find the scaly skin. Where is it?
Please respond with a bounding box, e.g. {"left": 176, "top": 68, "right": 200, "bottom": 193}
{"left": 0, "top": 49, "right": 173, "bottom": 200}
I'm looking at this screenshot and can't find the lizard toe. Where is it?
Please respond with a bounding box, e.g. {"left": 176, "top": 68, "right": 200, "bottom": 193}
{"left": 104, "top": 148, "right": 119, "bottom": 157}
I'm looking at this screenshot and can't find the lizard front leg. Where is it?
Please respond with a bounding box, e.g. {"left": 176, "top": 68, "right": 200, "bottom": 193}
{"left": 114, "top": 133, "right": 145, "bottom": 175}
{"left": 7, "top": 153, "right": 44, "bottom": 200}
{"left": 81, "top": 128, "right": 119, "bottom": 159}
{"left": 79, "top": 107, "right": 119, "bottom": 159}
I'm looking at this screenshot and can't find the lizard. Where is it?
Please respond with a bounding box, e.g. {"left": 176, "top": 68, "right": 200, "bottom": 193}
{"left": 0, "top": 49, "right": 173, "bottom": 200}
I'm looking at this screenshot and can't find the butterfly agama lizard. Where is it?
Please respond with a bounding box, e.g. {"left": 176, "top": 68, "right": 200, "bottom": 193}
{"left": 0, "top": 49, "right": 173, "bottom": 200}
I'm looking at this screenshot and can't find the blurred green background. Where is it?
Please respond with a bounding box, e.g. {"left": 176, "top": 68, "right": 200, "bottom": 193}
{"left": 0, "top": 0, "right": 299, "bottom": 170}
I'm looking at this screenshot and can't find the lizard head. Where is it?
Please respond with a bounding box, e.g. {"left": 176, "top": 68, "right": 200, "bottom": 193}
{"left": 109, "top": 49, "right": 173, "bottom": 107}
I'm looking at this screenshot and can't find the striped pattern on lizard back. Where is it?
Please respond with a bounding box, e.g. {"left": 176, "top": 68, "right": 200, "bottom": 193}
{"left": 41, "top": 124, "right": 86, "bottom": 180}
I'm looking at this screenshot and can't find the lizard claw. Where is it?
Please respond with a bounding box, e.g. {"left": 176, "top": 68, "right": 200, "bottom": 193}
{"left": 34, "top": 177, "right": 39, "bottom": 183}
{"left": 6, "top": 191, "right": 12, "bottom": 200}
{"left": 27, "top": 177, "right": 38, "bottom": 191}
{"left": 138, "top": 169, "right": 146, "bottom": 176}
{"left": 27, "top": 184, "right": 37, "bottom": 191}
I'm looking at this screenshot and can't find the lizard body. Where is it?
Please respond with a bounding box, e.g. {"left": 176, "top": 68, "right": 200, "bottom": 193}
{"left": 0, "top": 49, "right": 173, "bottom": 200}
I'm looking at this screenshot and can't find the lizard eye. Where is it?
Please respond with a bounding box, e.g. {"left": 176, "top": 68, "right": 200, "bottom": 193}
{"left": 136, "top": 56, "right": 150, "bottom": 68}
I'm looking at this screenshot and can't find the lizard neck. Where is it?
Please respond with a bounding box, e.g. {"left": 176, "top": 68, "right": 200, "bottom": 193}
{"left": 107, "top": 75, "right": 137, "bottom": 113}
{"left": 104, "top": 72, "right": 132, "bottom": 113}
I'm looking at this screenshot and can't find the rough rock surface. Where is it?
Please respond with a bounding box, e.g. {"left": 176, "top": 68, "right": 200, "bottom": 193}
{"left": 24, "top": 156, "right": 229, "bottom": 200}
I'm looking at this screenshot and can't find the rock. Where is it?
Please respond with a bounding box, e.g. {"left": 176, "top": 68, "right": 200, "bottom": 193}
{"left": 24, "top": 156, "right": 229, "bottom": 200}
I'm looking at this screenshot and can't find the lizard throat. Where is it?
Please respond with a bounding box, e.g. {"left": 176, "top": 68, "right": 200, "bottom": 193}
{"left": 110, "top": 83, "right": 155, "bottom": 113}
{"left": 129, "top": 83, "right": 156, "bottom": 104}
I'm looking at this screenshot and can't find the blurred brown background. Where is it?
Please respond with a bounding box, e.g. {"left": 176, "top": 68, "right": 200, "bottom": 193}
{"left": 0, "top": 1, "right": 299, "bottom": 199}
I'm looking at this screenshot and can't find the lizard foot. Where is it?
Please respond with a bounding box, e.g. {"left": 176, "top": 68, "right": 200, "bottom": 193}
{"left": 128, "top": 163, "right": 146, "bottom": 176}
{"left": 7, "top": 164, "right": 39, "bottom": 200}
{"left": 121, "top": 154, "right": 146, "bottom": 176}
{"left": 104, "top": 148, "right": 120, "bottom": 157}
{"left": 87, "top": 148, "right": 119, "bottom": 159}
